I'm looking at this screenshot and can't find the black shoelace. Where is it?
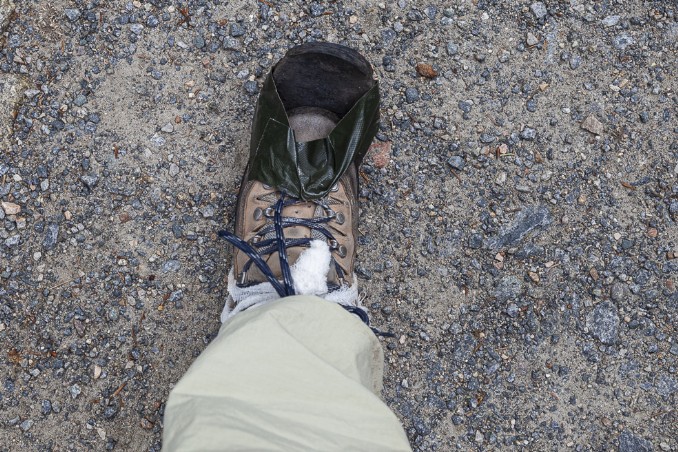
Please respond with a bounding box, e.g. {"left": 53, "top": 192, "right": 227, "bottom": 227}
{"left": 219, "top": 191, "right": 393, "bottom": 337}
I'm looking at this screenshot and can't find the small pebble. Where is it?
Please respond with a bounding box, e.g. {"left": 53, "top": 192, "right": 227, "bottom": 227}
{"left": 613, "top": 33, "right": 635, "bottom": 50}
{"left": 69, "top": 384, "right": 81, "bottom": 399}
{"left": 41, "top": 400, "right": 52, "bottom": 416}
{"left": 80, "top": 174, "right": 99, "bottom": 189}
{"left": 73, "top": 94, "right": 87, "bottom": 106}
{"left": 229, "top": 23, "right": 246, "bottom": 37}
{"left": 526, "top": 32, "right": 539, "bottom": 47}
{"left": 530, "top": 2, "right": 547, "bottom": 19}
{"left": 64, "top": 8, "right": 81, "bottom": 22}
{"left": 244, "top": 81, "right": 258, "bottom": 95}
{"left": 169, "top": 163, "right": 180, "bottom": 177}
{"left": 405, "top": 87, "right": 419, "bottom": 103}
{"left": 581, "top": 115, "right": 604, "bottom": 135}
{"left": 446, "top": 42, "right": 459, "bottom": 56}
{"left": 520, "top": 127, "right": 537, "bottom": 140}
{"left": 602, "top": 15, "right": 620, "bottom": 27}
{"left": 447, "top": 156, "right": 465, "bottom": 171}
{"left": 43, "top": 223, "right": 59, "bottom": 250}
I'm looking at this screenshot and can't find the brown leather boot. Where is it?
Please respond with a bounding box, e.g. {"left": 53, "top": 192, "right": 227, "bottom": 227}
{"left": 218, "top": 43, "right": 380, "bottom": 326}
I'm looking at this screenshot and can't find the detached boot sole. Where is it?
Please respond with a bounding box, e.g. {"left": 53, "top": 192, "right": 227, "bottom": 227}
{"left": 246, "top": 42, "right": 380, "bottom": 200}
{"left": 274, "top": 42, "right": 376, "bottom": 123}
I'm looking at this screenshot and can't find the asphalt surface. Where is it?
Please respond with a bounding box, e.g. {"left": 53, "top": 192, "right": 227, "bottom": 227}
{"left": 0, "top": 0, "right": 676, "bottom": 450}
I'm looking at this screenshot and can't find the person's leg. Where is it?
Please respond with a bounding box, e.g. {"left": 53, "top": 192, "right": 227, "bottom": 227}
{"left": 163, "top": 43, "right": 407, "bottom": 451}
{"left": 163, "top": 295, "right": 410, "bottom": 451}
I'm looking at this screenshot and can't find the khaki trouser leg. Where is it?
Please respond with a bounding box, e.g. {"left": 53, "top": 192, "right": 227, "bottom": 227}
{"left": 163, "top": 295, "right": 411, "bottom": 451}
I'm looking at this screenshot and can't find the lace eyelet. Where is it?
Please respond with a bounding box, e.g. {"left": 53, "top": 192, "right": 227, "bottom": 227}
{"left": 335, "top": 212, "right": 345, "bottom": 225}
{"left": 238, "top": 271, "right": 248, "bottom": 285}
{"left": 264, "top": 207, "right": 275, "bottom": 217}
{"left": 337, "top": 245, "right": 347, "bottom": 258}
{"left": 253, "top": 207, "right": 263, "bottom": 220}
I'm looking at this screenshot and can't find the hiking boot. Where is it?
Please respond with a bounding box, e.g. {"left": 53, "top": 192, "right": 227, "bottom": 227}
{"left": 219, "top": 43, "right": 380, "bottom": 325}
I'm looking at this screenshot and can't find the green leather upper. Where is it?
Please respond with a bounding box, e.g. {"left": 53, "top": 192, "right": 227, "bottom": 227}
{"left": 247, "top": 70, "right": 380, "bottom": 200}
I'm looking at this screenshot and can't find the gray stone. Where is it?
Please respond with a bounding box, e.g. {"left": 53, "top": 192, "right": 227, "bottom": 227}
{"left": 602, "top": 15, "right": 620, "bottom": 27}
{"left": 581, "top": 115, "right": 604, "bottom": 135}
{"left": 146, "top": 15, "right": 159, "bottom": 28}
{"left": 229, "top": 23, "right": 245, "bottom": 37}
{"left": 24, "top": 88, "right": 40, "bottom": 99}
{"left": 613, "top": 33, "right": 635, "bottom": 50}
{"left": 244, "top": 80, "right": 258, "bottom": 95}
{"left": 447, "top": 156, "right": 465, "bottom": 171}
{"left": 103, "top": 405, "right": 118, "bottom": 420}
{"left": 610, "top": 282, "right": 626, "bottom": 301}
{"left": 526, "top": 32, "right": 539, "bottom": 47}
{"left": 162, "top": 260, "right": 181, "bottom": 273}
{"left": 479, "top": 133, "right": 495, "bottom": 144}
{"left": 446, "top": 41, "right": 458, "bottom": 56}
{"left": 4, "top": 235, "right": 20, "bottom": 247}
{"left": 64, "top": 8, "right": 80, "bottom": 22}
{"left": 193, "top": 35, "right": 205, "bottom": 48}
{"left": 80, "top": 174, "right": 99, "bottom": 189}
{"left": 223, "top": 37, "right": 240, "bottom": 50}
{"left": 520, "top": 127, "right": 537, "bottom": 140}
{"left": 43, "top": 223, "right": 59, "bottom": 250}
{"left": 468, "top": 233, "right": 483, "bottom": 249}
{"left": 655, "top": 375, "right": 677, "bottom": 397}
{"left": 222, "top": 37, "right": 239, "bottom": 50}
{"left": 73, "top": 94, "right": 87, "bottom": 106}
{"left": 488, "top": 205, "right": 552, "bottom": 249}
{"left": 169, "top": 163, "right": 180, "bottom": 177}
{"left": 530, "top": 2, "right": 548, "bottom": 19}
{"left": 200, "top": 204, "right": 215, "bottom": 218}
{"left": 405, "top": 87, "right": 419, "bottom": 103}
{"left": 69, "top": 384, "right": 81, "bottom": 399}
{"left": 619, "top": 431, "right": 653, "bottom": 452}
{"left": 40, "top": 400, "right": 52, "bottom": 415}
{"left": 309, "top": 3, "right": 325, "bottom": 17}
{"left": 526, "top": 98, "right": 537, "bottom": 112}
{"left": 495, "top": 276, "right": 523, "bottom": 301}
{"left": 161, "top": 123, "right": 174, "bottom": 133}
{"left": 19, "top": 419, "right": 33, "bottom": 431}
{"left": 107, "top": 307, "right": 119, "bottom": 322}
{"left": 586, "top": 302, "right": 619, "bottom": 345}
{"left": 458, "top": 100, "right": 472, "bottom": 113}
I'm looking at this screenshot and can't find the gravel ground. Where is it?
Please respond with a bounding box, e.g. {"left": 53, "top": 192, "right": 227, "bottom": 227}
{"left": 1, "top": 0, "right": 676, "bottom": 450}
